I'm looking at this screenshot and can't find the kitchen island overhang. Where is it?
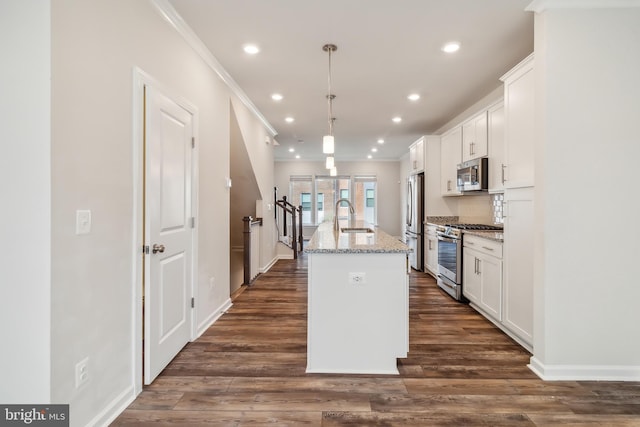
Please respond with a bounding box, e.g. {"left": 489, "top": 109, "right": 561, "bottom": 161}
{"left": 304, "top": 221, "right": 411, "bottom": 375}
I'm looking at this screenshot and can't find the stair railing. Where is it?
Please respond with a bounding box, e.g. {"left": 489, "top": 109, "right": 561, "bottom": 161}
{"left": 275, "top": 195, "right": 303, "bottom": 258}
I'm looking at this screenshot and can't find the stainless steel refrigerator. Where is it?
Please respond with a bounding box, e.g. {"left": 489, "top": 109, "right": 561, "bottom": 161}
{"left": 405, "top": 173, "right": 424, "bottom": 271}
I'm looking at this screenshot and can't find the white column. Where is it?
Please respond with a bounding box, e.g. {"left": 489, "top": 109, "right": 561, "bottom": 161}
{"left": 529, "top": 1, "right": 640, "bottom": 380}
{"left": 0, "top": 0, "right": 52, "bottom": 401}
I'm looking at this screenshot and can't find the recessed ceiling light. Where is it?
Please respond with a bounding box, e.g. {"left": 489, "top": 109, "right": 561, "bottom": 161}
{"left": 367, "top": 155, "right": 372, "bottom": 159}
{"left": 442, "top": 41, "right": 461, "bottom": 53}
{"left": 285, "top": 117, "right": 294, "bottom": 123}
{"left": 377, "top": 139, "right": 384, "bottom": 144}
{"left": 243, "top": 44, "right": 260, "bottom": 55}
{"left": 288, "top": 148, "right": 295, "bottom": 153}
{"left": 371, "top": 148, "right": 378, "bottom": 153}
{"left": 392, "top": 116, "right": 402, "bottom": 123}
{"left": 295, "top": 155, "right": 300, "bottom": 159}
{"left": 408, "top": 94, "right": 420, "bottom": 101}
{"left": 271, "top": 93, "right": 283, "bottom": 101}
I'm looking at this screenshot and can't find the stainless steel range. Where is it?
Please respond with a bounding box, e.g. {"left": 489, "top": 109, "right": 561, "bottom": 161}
{"left": 436, "top": 223, "right": 503, "bottom": 301}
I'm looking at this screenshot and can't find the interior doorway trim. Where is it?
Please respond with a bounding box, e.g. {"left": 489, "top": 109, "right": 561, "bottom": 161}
{"left": 131, "top": 67, "right": 200, "bottom": 394}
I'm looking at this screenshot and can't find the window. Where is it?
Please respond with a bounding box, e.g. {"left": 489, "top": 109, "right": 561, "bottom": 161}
{"left": 354, "top": 176, "right": 377, "bottom": 225}
{"left": 315, "top": 176, "right": 350, "bottom": 223}
{"left": 366, "top": 189, "right": 375, "bottom": 207}
{"left": 289, "top": 176, "right": 313, "bottom": 225}
{"left": 301, "top": 193, "right": 311, "bottom": 211}
{"left": 289, "top": 175, "right": 375, "bottom": 225}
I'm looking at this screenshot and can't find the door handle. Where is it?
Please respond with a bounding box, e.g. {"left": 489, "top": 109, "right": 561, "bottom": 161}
{"left": 152, "top": 244, "right": 165, "bottom": 254}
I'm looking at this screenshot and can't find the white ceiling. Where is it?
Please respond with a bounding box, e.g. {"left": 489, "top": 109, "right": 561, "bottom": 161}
{"left": 169, "top": 0, "right": 534, "bottom": 161}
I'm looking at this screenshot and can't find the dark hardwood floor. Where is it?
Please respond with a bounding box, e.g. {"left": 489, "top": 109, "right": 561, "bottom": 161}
{"left": 113, "top": 255, "right": 640, "bottom": 426}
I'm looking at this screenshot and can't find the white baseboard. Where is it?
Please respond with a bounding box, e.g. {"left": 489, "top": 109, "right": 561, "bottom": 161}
{"left": 195, "top": 298, "right": 232, "bottom": 338}
{"left": 468, "top": 302, "right": 533, "bottom": 353}
{"left": 529, "top": 356, "right": 640, "bottom": 381}
{"left": 306, "top": 367, "right": 399, "bottom": 375}
{"left": 86, "top": 385, "right": 136, "bottom": 427}
{"left": 260, "top": 256, "right": 279, "bottom": 273}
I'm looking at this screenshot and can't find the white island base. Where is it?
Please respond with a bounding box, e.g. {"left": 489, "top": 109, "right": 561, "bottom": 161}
{"left": 305, "top": 223, "right": 410, "bottom": 375}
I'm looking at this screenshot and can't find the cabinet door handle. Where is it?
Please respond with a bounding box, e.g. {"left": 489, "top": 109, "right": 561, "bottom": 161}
{"left": 501, "top": 164, "right": 507, "bottom": 184}
{"left": 447, "top": 180, "right": 451, "bottom": 191}
{"left": 476, "top": 258, "right": 481, "bottom": 275}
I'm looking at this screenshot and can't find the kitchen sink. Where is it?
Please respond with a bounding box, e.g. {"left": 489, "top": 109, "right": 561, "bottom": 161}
{"left": 340, "top": 227, "right": 375, "bottom": 233}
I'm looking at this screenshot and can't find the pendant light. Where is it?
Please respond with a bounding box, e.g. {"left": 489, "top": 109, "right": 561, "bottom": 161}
{"left": 322, "top": 44, "right": 337, "bottom": 155}
{"left": 325, "top": 156, "right": 335, "bottom": 169}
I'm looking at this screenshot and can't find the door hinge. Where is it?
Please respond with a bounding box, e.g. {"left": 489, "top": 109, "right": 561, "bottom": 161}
{"left": 190, "top": 217, "right": 195, "bottom": 228}
{"left": 143, "top": 245, "right": 149, "bottom": 254}
{"left": 191, "top": 297, "right": 195, "bottom": 308}
{"left": 191, "top": 137, "right": 195, "bottom": 149}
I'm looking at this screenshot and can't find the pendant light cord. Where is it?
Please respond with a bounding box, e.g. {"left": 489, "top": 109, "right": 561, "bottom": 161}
{"left": 324, "top": 44, "right": 336, "bottom": 137}
{"left": 328, "top": 46, "right": 333, "bottom": 136}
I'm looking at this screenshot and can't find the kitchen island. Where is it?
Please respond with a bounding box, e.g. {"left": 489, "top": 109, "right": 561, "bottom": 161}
{"left": 304, "top": 221, "right": 411, "bottom": 374}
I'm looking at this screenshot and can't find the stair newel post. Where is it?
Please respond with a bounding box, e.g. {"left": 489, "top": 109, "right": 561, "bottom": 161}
{"left": 298, "top": 205, "right": 303, "bottom": 253}
{"left": 274, "top": 187, "right": 277, "bottom": 219}
{"left": 242, "top": 216, "right": 252, "bottom": 286}
{"left": 290, "top": 207, "right": 298, "bottom": 260}
{"left": 282, "top": 195, "right": 288, "bottom": 237}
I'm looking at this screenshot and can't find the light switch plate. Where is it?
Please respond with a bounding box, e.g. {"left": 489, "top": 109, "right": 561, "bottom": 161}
{"left": 76, "top": 210, "right": 91, "bottom": 235}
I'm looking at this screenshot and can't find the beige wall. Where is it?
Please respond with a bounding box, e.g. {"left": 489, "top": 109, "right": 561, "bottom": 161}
{"left": 37, "top": 0, "right": 278, "bottom": 424}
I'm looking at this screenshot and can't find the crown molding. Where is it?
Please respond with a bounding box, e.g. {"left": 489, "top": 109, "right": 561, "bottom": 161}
{"left": 150, "top": 0, "right": 277, "bottom": 137}
{"left": 527, "top": 0, "right": 640, "bottom": 13}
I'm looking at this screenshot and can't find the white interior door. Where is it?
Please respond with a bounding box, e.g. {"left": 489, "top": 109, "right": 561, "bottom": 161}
{"left": 144, "top": 85, "right": 193, "bottom": 384}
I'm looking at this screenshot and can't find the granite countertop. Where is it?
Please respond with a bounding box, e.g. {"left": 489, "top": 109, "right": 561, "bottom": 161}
{"left": 424, "top": 216, "right": 459, "bottom": 226}
{"left": 305, "top": 221, "right": 411, "bottom": 254}
{"left": 463, "top": 230, "right": 504, "bottom": 242}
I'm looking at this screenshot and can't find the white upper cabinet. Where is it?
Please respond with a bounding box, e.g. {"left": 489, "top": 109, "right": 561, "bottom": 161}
{"left": 409, "top": 136, "right": 425, "bottom": 173}
{"left": 440, "top": 127, "right": 462, "bottom": 196}
{"left": 500, "top": 54, "right": 535, "bottom": 189}
{"left": 462, "top": 111, "right": 488, "bottom": 162}
{"left": 488, "top": 101, "right": 505, "bottom": 192}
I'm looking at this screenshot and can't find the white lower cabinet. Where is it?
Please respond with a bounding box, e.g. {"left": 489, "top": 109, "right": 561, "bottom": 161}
{"left": 425, "top": 224, "right": 438, "bottom": 277}
{"left": 463, "top": 235, "right": 503, "bottom": 322}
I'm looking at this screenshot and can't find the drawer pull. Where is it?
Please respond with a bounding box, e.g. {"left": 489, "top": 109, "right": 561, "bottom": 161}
{"left": 481, "top": 246, "right": 495, "bottom": 251}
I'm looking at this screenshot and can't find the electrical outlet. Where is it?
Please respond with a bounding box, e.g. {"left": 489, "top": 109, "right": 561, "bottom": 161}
{"left": 349, "top": 272, "right": 366, "bottom": 285}
{"left": 75, "top": 357, "right": 89, "bottom": 388}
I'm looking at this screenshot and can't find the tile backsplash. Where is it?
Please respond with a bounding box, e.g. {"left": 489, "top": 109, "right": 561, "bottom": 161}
{"left": 492, "top": 193, "right": 504, "bottom": 224}
{"left": 457, "top": 194, "right": 494, "bottom": 224}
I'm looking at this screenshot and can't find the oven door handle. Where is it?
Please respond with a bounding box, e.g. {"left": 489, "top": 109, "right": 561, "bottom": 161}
{"left": 437, "top": 235, "right": 459, "bottom": 244}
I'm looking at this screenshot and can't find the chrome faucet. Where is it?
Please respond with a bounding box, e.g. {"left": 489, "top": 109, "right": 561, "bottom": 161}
{"left": 334, "top": 198, "right": 355, "bottom": 231}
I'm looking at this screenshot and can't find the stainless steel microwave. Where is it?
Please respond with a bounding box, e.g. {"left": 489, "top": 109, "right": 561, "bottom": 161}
{"left": 457, "top": 157, "right": 488, "bottom": 192}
